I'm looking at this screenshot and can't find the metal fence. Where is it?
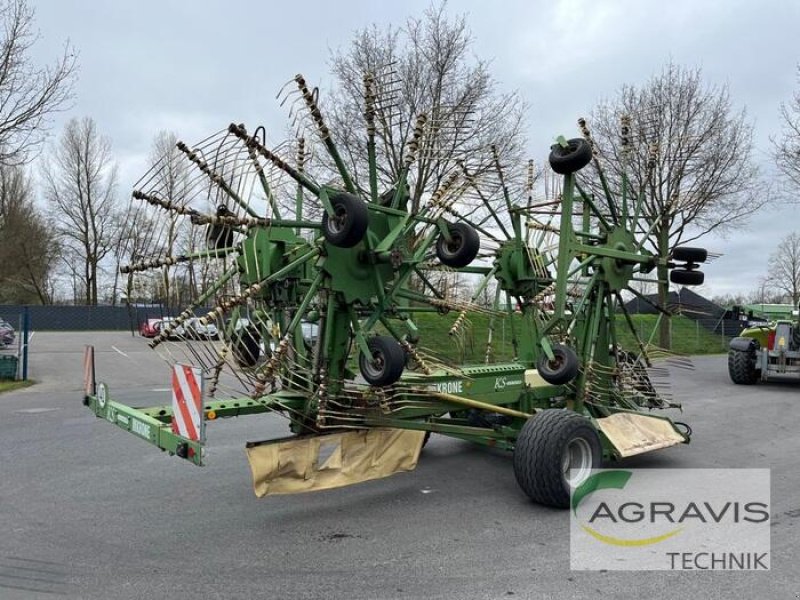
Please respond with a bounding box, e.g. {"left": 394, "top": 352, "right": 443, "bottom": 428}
{"left": 629, "top": 315, "right": 744, "bottom": 353}
{"left": 0, "top": 304, "right": 208, "bottom": 332}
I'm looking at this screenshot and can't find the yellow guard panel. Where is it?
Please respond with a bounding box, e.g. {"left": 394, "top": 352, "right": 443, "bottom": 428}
{"left": 596, "top": 413, "right": 685, "bottom": 458}
{"left": 246, "top": 428, "right": 425, "bottom": 497}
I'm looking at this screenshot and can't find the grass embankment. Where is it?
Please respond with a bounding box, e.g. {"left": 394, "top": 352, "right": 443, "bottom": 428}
{"left": 397, "top": 312, "right": 727, "bottom": 364}
{"left": 0, "top": 379, "right": 34, "bottom": 394}
{"left": 612, "top": 314, "right": 728, "bottom": 356}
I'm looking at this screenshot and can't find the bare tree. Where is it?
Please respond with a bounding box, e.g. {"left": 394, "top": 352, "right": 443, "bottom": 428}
{"left": 0, "top": 165, "right": 59, "bottom": 302}
{"left": 473, "top": 277, "right": 496, "bottom": 309}
{"left": 583, "top": 62, "right": 761, "bottom": 347}
{"left": 744, "top": 278, "right": 785, "bottom": 306}
{"left": 710, "top": 292, "right": 746, "bottom": 308}
{"left": 129, "top": 131, "right": 191, "bottom": 309}
{"left": 0, "top": 0, "right": 75, "bottom": 166}
{"left": 766, "top": 232, "right": 800, "bottom": 306}
{"left": 327, "top": 2, "right": 527, "bottom": 216}
{"left": 43, "top": 117, "right": 119, "bottom": 305}
{"left": 110, "top": 202, "right": 146, "bottom": 306}
{"left": 773, "top": 66, "right": 800, "bottom": 192}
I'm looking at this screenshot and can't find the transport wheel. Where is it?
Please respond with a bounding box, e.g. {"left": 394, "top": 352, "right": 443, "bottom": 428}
{"left": 728, "top": 348, "right": 759, "bottom": 385}
{"left": 670, "top": 268, "right": 704, "bottom": 286}
{"left": 321, "top": 192, "right": 369, "bottom": 248}
{"left": 548, "top": 138, "right": 592, "bottom": 175}
{"left": 206, "top": 205, "right": 235, "bottom": 249}
{"left": 513, "top": 410, "right": 601, "bottom": 508}
{"left": 359, "top": 335, "right": 405, "bottom": 386}
{"left": 232, "top": 326, "right": 261, "bottom": 368}
{"left": 435, "top": 222, "right": 480, "bottom": 268}
{"left": 672, "top": 246, "right": 707, "bottom": 263}
{"left": 536, "top": 343, "right": 579, "bottom": 385}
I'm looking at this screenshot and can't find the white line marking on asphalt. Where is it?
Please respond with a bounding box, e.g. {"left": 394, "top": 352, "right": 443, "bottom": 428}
{"left": 111, "top": 345, "right": 129, "bottom": 357}
{"left": 151, "top": 388, "right": 170, "bottom": 392}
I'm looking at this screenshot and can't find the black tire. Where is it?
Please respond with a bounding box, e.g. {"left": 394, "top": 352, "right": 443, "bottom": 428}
{"left": 670, "top": 269, "right": 704, "bottom": 286}
{"left": 359, "top": 336, "right": 406, "bottom": 386}
{"left": 321, "top": 192, "right": 369, "bottom": 248}
{"left": 435, "top": 222, "right": 480, "bottom": 268}
{"left": 548, "top": 138, "right": 593, "bottom": 175}
{"left": 728, "top": 348, "right": 759, "bottom": 385}
{"left": 672, "top": 246, "right": 707, "bottom": 263}
{"left": 536, "top": 344, "right": 579, "bottom": 385}
{"left": 513, "top": 410, "right": 602, "bottom": 508}
{"left": 206, "top": 204, "right": 235, "bottom": 249}
{"left": 232, "top": 326, "right": 261, "bottom": 368}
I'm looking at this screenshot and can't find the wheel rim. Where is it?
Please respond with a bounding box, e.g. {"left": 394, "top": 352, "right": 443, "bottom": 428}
{"left": 444, "top": 231, "right": 463, "bottom": 255}
{"left": 361, "top": 350, "right": 385, "bottom": 380}
{"left": 329, "top": 205, "right": 347, "bottom": 234}
{"left": 562, "top": 437, "right": 593, "bottom": 487}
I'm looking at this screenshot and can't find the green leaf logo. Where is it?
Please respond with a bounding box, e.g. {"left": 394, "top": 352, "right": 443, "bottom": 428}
{"left": 572, "top": 469, "right": 632, "bottom": 515}
{"left": 572, "top": 470, "right": 683, "bottom": 547}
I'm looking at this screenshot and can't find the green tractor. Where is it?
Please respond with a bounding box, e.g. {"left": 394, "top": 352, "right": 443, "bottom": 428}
{"left": 729, "top": 311, "right": 800, "bottom": 384}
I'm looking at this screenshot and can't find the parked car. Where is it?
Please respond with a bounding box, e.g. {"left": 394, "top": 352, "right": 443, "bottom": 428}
{"left": 153, "top": 317, "right": 185, "bottom": 340}
{"left": 300, "top": 320, "right": 319, "bottom": 346}
{"left": 231, "top": 318, "right": 317, "bottom": 346}
{"left": 0, "top": 318, "right": 15, "bottom": 346}
{"left": 139, "top": 318, "right": 162, "bottom": 338}
{"left": 184, "top": 317, "right": 219, "bottom": 340}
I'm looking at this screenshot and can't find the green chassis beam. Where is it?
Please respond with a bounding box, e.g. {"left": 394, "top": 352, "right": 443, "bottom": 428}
{"left": 84, "top": 393, "right": 205, "bottom": 466}
{"left": 83, "top": 388, "right": 310, "bottom": 466}
{"left": 83, "top": 362, "right": 687, "bottom": 467}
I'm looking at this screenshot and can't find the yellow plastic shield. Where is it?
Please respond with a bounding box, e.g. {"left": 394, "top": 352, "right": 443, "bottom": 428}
{"left": 595, "top": 412, "right": 686, "bottom": 458}
{"left": 245, "top": 428, "right": 426, "bottom": 497}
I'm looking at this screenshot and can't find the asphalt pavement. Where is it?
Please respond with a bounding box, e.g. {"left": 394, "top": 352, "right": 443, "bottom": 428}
{"left": 0, "top": 332, "right": 796, "bottom": 599}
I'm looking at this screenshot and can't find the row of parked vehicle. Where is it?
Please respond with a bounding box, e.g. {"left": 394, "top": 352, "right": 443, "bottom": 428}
{"left": 138, "top": 316, "right": 318, "bottom": 348}
{"left": 139, "top": 317, "right": 219, "bottom": 340}
{"left": 0, "top": 317, "right": 16, "bottom": 347}
{"left": 138, "top": 314, "right": 321, "bottom": 369}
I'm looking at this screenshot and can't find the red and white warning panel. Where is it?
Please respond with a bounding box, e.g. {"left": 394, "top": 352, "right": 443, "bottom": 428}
{"left": 171, "top": 364, "right": 205, "bottom": 443}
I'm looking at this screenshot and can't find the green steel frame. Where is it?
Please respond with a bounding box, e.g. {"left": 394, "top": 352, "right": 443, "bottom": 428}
{"left": 86, "top": 77, "right": 697, "bottom": 474}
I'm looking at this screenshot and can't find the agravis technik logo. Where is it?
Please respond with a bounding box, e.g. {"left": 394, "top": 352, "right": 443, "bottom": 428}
{"left": 570, "top": 469, "right": 770, "bottom": 571}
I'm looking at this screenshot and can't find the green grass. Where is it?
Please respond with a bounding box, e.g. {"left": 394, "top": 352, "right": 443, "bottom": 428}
{"left": 386, "top": 312, "right": 728, "bottom": 364}
{"left": 369, "top": 311, "right": 517, "bottom": 365}
{"left": 614, "top": 314, "right": 729, "bottom": 356}
{"left": 0, "top": 379, "right": 34, "bottom": 394}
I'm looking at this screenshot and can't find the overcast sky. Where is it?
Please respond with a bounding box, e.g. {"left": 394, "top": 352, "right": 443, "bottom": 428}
{"left": 28, "top": 0, "right": 800, "bottom": 298}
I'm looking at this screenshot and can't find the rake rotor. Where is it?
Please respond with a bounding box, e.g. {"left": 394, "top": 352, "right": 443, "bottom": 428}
{"left": 119, "top": 72, "right": 706, "bottom": 436}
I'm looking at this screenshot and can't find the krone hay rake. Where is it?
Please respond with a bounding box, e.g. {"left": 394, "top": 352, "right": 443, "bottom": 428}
{"left": 84, "top": 72, "right": 706, "bottom": 508}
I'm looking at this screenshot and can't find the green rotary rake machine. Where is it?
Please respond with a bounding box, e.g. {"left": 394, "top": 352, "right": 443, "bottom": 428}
{"left": 83, "top": 72, "right": 706, "bottom": 508}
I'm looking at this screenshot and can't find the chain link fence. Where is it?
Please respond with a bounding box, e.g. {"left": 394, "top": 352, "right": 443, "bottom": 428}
{"left": 0, "top": 304, "right": 211, "bottom": 332}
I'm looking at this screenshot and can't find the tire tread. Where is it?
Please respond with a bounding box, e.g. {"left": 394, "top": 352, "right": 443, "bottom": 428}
{"left": 513, "top": 410, "right": 600, "bottom": 508}
{"left": 728, "top": 349, "right": 758, "bottom": 385}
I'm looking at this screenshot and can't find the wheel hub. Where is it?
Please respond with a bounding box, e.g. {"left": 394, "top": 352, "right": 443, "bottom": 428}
{"left": 562, "top": 437, "right": 593, "bottom": 487}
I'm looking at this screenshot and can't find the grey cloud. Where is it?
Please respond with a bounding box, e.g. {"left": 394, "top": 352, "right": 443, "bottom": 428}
{"left": 27, "top": 0, "right": 800, "bottom": 296}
